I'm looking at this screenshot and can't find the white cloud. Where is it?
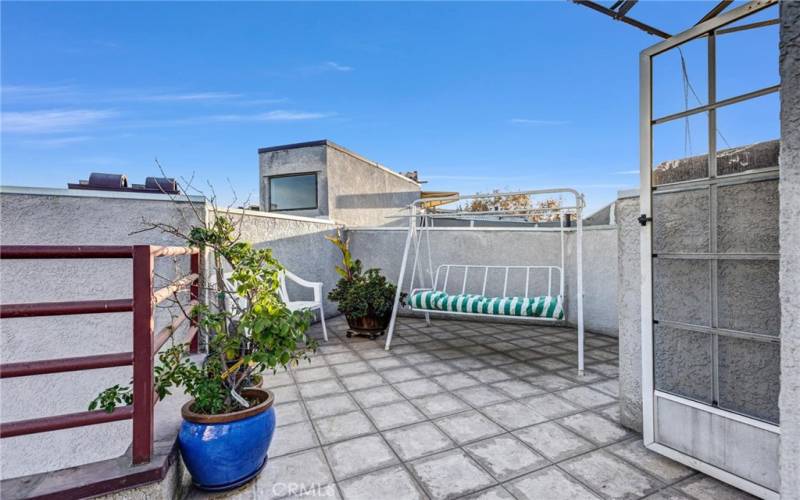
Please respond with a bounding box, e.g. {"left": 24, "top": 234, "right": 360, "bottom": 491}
{"left": 2, "top": 84, "right": 72, "bottom": 94}
{"left": 22, "top": 136, "right": 93, "bottom": 148}
{"left": 2, "top": 85, "right": 247, "bottom": 104}
{"left": 1, "top": 109, "right": 117, "bottom": 133}
{"left": 323, "top": 61, "right": 353, "bottom": 72}
{"left": 209, "top": 110, "right": 333, "bottom": 122}
{"left": 139, "top": 91, "right": 242, "bottom": 102}
{"left": 1, "top": 84, "right": 78, "bottom": 102}
{"left": 238, "top": 97, "right": 289, "bottom": 106}
{"left": 253, "top": 110, "right": 331, "bottom": 121}
{"left": 509, "top": 118, "right": 570, "bottom": 126}
{"left": 141, "top": 110, "right": 334, "bottom": 127}
{"left": 614, "top": 169, "right": 640, "bottom": 175}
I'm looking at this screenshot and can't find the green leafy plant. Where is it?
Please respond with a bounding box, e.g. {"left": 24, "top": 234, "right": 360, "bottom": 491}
{"left": 92, "top": 214, "right": 316, "bottom": 415}
{"left": 326, "top": 229, "right": 404, "bottom": 319}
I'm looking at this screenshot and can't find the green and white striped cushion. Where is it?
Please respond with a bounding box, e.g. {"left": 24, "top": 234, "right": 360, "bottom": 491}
{"left": 477, "top": 296, "right": 530, "bottom": 316}
{"left": 440, "top": 293, "right": 484, "bottom": 313}
{"left": 409, "top": 291, "right": 564, "bottom": 320}
{"left": 526, "top": 295, "right": 564, "bottom": 319}
{"left": 476, "top": 296, "right": 563, "bottom": 319}
{"left": 409, "top": 290, "right": 448, "bottom": 309}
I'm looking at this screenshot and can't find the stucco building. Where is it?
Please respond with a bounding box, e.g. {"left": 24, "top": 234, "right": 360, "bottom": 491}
{"left": 258, "top": 140, "right": 421, "bottom": 227}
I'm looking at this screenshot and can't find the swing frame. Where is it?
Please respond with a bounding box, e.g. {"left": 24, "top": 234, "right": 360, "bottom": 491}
{"left": 384, "top": 188, "right": 587, "bottom": 374}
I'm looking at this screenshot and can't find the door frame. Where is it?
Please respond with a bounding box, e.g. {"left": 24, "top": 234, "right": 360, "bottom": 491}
{"left": 639, "top": 1, "right": 780, "bottom": 498}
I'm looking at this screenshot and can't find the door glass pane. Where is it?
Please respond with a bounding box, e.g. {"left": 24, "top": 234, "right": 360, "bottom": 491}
{"left": 654, "top": 325, "right": 713, "bottom": 404}
{"left": 653, "top": 189, "right": 710, "bottom": 254}
{"left": 717, "top": 180, "right": 779, "bottom": 254}
{"left": 718, "top": 260, "right": 780, "bottom": 336}
{"left": 653, "top": 36, "right": 708, "bottom": 119}
{"left": 715, "top": 5, "right": 779, "bottom": 101}
{"left": 714, "top": 92, "right": 779, "bottom": 176}
{"left": 718, "top": 337, "right": 780, "bottom": 424}
{"left": 653, "top": 112, "right": 709, "bottom": 185}
{"left": 653, "top": 259, "right": 711, "bottom": 326}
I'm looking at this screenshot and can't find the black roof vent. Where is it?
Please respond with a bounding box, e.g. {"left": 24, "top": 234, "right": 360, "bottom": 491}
{"left": 68, "top": 173, "right": 179, "bottom": 195}
{"left": 88, "top": 172, "right": 128, "bottom": 189}
{"left": 145, "top": 177, "right": 178, "bottom": 194}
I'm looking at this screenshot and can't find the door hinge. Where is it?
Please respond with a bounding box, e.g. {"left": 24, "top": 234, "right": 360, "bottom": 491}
{"left": 638, "top": 214, "right": 652, "bottom": 226}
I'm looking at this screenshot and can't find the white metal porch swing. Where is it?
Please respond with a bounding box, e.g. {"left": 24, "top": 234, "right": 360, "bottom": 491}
{"left": 384, "top": 188, "right": 587, "bottom": 374}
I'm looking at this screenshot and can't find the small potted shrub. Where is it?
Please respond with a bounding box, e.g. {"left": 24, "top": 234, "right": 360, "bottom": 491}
{"left": 326, "top": 230, "right": 403, "bottom": 339}
{"left": 92, "top": 215, "right": 315, "bottom": 491}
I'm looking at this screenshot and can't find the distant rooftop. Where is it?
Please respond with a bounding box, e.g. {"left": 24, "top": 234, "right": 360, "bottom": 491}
{"left": 258, "top": 139, "right": 422, "bottom": 186}
{"left": 67, "top": 172, "right": 181, "bottom": 195}
{"left": 653, "top": 140, "right": 779, "bottom": 184}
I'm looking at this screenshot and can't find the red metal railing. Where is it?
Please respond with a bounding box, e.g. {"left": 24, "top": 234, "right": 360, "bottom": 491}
{"left": 0, "top": 245, "right": 201, "bottom": 465}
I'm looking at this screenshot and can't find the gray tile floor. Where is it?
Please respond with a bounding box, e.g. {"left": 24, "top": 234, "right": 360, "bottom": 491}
{"left": 189, "top": 316, "right": 757, "bottom": 500}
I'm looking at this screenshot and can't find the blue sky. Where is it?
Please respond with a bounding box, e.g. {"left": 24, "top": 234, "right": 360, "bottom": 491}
{"left": 1, "top": 1, "right": 779, "bottom": 214}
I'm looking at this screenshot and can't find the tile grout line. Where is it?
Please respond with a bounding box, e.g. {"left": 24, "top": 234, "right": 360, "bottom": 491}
{"left": 268, "top": 320, "right": 626, "bottom": 499}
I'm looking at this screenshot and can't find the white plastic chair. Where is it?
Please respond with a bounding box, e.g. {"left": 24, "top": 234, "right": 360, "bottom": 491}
{"left": 222, "top": 269, "right": 327, "bottom": 342}
{"left": 278, "top": 269, "right": 328, "bottom": 341}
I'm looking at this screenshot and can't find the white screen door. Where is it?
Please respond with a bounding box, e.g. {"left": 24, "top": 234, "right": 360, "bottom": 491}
{"left": 639, "top": 1, "right": 780, "bottom": 498}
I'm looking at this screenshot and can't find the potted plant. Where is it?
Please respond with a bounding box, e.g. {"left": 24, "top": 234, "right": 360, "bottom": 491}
{"left": 91, "top": 215, "right": 315, "bottom": 491}
{"left": 326, "top": 230, "right": 403, "bottom": 339}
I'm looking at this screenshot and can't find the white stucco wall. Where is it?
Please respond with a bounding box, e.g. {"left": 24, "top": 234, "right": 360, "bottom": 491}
{"left": 0, "top": 189, "right": 202, "bottom": 479}
{"left": 615, "top": 193, "right": 643, "bottom": 433}
{"left": 258, "top": 143, "right": 329, "bottom": 219}
{"left": 221, "top": 208, "right": 342, "bottom": 316}
{"left": 325, "top": 144, "right": 420, "bottom": 227}
{"left": 0, "top": 188, "right": 342, "bottom": 480}
{"left": 347, "top": 224, "right": 619, "bottom": 336}
{"left": 258, "top": 141, "right": 421, "bottom": 227}
{"left": 779, "top": 1, "right": 800, "bottom": 496}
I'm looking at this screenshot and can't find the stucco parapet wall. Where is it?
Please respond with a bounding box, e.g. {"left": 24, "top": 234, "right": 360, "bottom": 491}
{"left": 258, "top": 139, "right": 421, "bottom": 188}
{"left": 0, "top": 185, "right": 207, "bottom": 203}
{"left": 0, "top": 186, "right": 340, "bottom": 227}
{"left": 212, "top": 206, "right": 339, "bottom": 226}
{"left": 617, "top": 189, "right": 640, "bottom": 200}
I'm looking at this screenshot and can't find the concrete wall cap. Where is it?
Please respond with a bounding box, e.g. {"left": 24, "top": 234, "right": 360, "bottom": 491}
{"left": 213, "top": 206, "right": 339, "bottom": 225}
{"left": 617, "top": 188, "right": 640, "bottom": 200}
{"left": 0, "top": 185, "right": 206, "bottom": 203}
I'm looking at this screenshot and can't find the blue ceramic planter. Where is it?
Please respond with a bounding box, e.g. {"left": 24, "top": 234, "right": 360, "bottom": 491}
{"left": 179, "top": 388, "right": 276, "bottom": 491}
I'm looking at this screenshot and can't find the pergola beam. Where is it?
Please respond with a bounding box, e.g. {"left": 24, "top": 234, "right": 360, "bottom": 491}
{"left": 617, "top": 0, "right": 638, "bottom": 17}
{"left": 696, "top": 0, "right": 733, "bottom": 25}
{"left": 716, "top": 17, "right": 779, "bottom": 35}
{"left": 573, "top": 0, "right": 671, "bottom": 39}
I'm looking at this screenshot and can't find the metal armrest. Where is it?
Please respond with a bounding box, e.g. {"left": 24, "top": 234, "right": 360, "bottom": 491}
{"left": 283, "top": 269, "right": 323, "bottom": 303}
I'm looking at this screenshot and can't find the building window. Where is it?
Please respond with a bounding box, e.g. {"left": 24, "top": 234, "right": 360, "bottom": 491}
{"left": 269, "top": 173, "right": 318, "bottom": 211}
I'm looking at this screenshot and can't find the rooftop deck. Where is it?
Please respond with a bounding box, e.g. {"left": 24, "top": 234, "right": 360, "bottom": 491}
{"left": 189, "top": 316, "right": 753, "bottom": 500}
